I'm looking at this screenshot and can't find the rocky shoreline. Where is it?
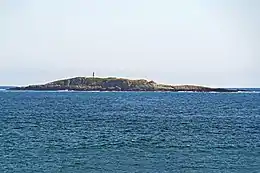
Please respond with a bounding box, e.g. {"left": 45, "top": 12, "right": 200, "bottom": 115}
{"left": 9, "top": 77, "right": 240, "bottom": 92}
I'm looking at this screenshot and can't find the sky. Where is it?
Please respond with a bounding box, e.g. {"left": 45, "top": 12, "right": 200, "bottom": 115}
{"left": 0, "top": 0, "right": 259, "bottom": 87}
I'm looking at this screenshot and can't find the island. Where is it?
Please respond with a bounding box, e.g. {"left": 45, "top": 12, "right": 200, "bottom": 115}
{"left": 9, "top": 76, "right": 240, "bottom": 92}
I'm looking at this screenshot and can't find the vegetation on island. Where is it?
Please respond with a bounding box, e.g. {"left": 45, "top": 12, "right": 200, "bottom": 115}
{"left": 9, "top": 77, "right": 238, "bottom": 92}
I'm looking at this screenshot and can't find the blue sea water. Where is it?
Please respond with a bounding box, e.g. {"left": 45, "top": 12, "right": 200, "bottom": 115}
{"left": 0, "top": 90, "right": 259, "bottom": 173}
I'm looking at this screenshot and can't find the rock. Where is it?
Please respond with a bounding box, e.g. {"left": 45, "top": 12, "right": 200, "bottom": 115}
{"left": 9, "top": 77, "right": 239, "bottom": 92}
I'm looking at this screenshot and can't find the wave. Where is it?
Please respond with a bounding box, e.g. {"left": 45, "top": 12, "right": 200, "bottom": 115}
{"left": 1, "top": 89, "right": 260, "bottom": 94}
{"left": 236, "top": 91, "right": 260, "bottom": 94}
{"left": 57, "top": 89, "right": 71, "bottom": 92}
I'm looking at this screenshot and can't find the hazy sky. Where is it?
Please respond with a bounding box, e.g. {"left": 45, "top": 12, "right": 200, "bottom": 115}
{"left": 1, "top": 0, "right": 259, "bottom": 87}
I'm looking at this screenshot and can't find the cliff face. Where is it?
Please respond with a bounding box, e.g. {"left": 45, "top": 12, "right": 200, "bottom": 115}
{"left": 10, "top": 77, "right": 237, "bottom": 92}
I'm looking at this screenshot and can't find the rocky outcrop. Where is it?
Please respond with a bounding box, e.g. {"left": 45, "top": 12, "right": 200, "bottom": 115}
{"left": 9, "top": 77, "right": 239, "bottom": 92}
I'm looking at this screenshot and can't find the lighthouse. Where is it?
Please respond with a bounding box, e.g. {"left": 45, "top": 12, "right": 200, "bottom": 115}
{"left": 92, "top": 72, "right": 95, "bottom": 84}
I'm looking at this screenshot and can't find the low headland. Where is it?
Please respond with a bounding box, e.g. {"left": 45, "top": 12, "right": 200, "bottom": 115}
{"left": 9, "top": 77, "right": 240, "bottom": 92}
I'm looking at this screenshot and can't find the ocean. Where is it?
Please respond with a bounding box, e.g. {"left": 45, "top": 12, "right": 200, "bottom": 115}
{"left": 0, "top": 90, "right": 259, "bottom": 172}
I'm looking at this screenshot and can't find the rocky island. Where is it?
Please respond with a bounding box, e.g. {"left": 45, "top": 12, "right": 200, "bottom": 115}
{"left": 9, "top": 77, "right": 239, "bottom": 92}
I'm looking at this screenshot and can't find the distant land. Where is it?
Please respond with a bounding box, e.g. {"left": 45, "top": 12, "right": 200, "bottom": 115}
{"left": 9, "top": 77, "right": 241, "bottom": 92}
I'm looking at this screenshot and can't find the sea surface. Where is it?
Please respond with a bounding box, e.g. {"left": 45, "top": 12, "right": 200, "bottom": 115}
{"left": 0, "top": 90, "right": 259, "bottom": 173}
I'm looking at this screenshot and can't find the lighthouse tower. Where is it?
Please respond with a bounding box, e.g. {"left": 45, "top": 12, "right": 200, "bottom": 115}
{"left": 92, "top": 72, "right": 95, "bottom": 84}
